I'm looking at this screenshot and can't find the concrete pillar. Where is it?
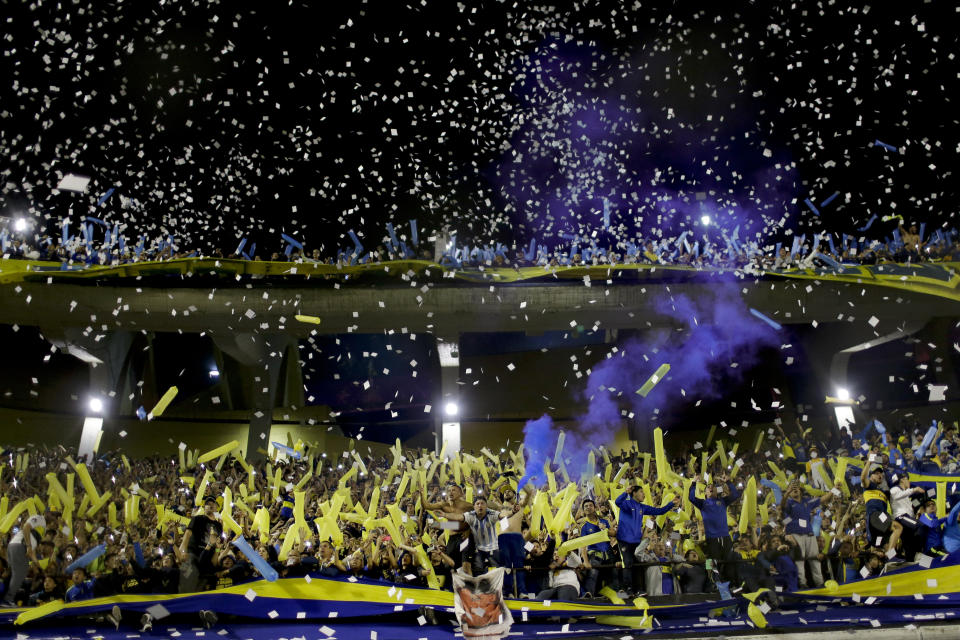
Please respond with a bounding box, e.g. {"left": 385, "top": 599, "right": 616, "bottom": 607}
{"left": 435, "top": 336, "right": 461, "bottom": 455}
{"left": 213, "top": 333, "right": 296, "bottom": 461}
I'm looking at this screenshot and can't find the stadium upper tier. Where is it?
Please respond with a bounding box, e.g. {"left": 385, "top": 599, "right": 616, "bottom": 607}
{"left": 0, "top": 258, "right": 959, "bottom": 336}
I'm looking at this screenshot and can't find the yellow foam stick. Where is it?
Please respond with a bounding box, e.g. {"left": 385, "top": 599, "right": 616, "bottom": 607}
{"left": 415, "top": 545, "right": 441, "bottom": 590}
{"left": 149, "top": 386, "right": 179, "bottom": 419}
{"left": 74, "top": 463, "right": 101, "bottom": 502}
{"left": 272, "top": 467, "right": 284, "bottom": 502}
{"left": 937, "top": 482, "right": 947, "bottom": 518}
{"left": 197, "top": 440, "right": 240, "bottom": 465}
{"left": 656, "top": 492, "right": 677, "bottom": 528}
{"left": 232, "top": 449, "right": 251, "bottom": 473}
{"left": 608, "top": 498, "right": 619, "bottom": 522}
{"left": 248, "top": 469, "right": 256, "bottom": 492}
{"left": 194, "top": 470, "right": 214, "bottom": 507}
{"left": 653, "top": 427, "right": 674, "bottom": 483}
{"left": 715, "top": 441, "right": 728, "bottom": 469}
{"left": 14, "top": 597, "right": 66, "bottom": 626}
{"left": 220, "top": 488, "right": 243, "bottom": 537}
{"left": 425, "top": 459, "right": 440, "bottom": 483}
{"left": 109, "top": 502, "right": 120, "bottom": 528}
{"left": 556, "top": 528, "right": 610, "bottom": 556}
{"left": 833, "top": 458, "right": 850, "bottom": 497}
{"left": 78, "top": 494, "right": 90, "bottom": 516}
{"left": 178, "top": 446, "right": 186, "bottom": 473}
{"left": 600, "top": 585, "right": 625, "bottom": 605}
{"left": 738, "top": 476, "right": 758, "bottom": 534}
{"left": 747, "top": 602, "right": 768, "bottom": 628}
{"left": 612, "top": 463, "right": 630, "bottom": 487}
{"left": 87, "top": 491, "right": 112, "bottom": 517}
{"left": 66, "top": 472, "right": 75, "bottom": 503}
{"left": 759, "top": 501, "right": 770, "bottom": 525}
{"left": 338, "top": 464, "right": 358, "bottom": 489}
{"left": 636, "top": 363, "right": 670, "bottom": 397}
{"left": 155, "top": 504, "right": 166, "bottom": 530}
{"left": 45, "top": 475, "right": 71, "bottom": 511}
{"left": 0, "top": 496, "right": 8, "bottom": 523}
{"left": 131, "top": 495, "right": 140, "bottom": 523}
{"left": 295, "top": 314, "right": 322, "bottom": 325}
{"left": 529, "top": 492, "right": 545, "bottom": 537}
{"left": 0, "top": 499, "right": 32, "bottom": 533}
{"left": 766, "top": 461, "right": 788, "bottom": 487}
{"left": 351, "top": 451, "right": 368, "bottom": 476}
{"left": 705, "top": 424, "right": 717, "bottom": 448}
{"left": 753, "top": 430, "right": 765, "bottom": 454}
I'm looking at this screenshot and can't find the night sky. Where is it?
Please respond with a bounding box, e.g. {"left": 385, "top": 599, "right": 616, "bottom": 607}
{"left": 1, "top": 0, "right": 957, "bottom": 256}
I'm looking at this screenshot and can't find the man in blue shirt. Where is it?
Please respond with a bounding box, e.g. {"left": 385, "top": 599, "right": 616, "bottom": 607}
{"left": 781, "top": 481, "right": 833, "bottom": 589}
{"left": 578, "top": 499, "right": 619, "bottom": 597}
{"left": 615, "top": 485, "right": 680, "bottom": 595}
{"left": 688, "top": 472, "right": 741, "bottom": 582}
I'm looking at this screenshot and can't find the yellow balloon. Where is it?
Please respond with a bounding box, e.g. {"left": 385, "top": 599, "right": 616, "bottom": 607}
{"left": 824, "top": 580, "right": 839, "bottom": 593}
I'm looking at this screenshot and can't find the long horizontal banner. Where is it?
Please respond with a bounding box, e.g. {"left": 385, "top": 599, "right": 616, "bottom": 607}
{"left": 3, "top": 258, "right": 960, "bottom": 302}
{"left": 6, "top": 550, "right": 960, "bottom": 628}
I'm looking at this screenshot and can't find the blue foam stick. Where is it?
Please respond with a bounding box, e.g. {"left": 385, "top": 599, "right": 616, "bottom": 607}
{"left": 815, "top": 252, "right": 843, "bottom": 271}
{"left": 85, "top": 216, "right": 107, "bottom": 227}
{"left": 385, "top": 223, "right": 400, "bottom": 249}
{"left": 827, "top": 235, "right": 837, "bottom": 256}
{"left": 62, "top": 221, "right": 69, "bottom": 245}
{"left": 822, "top": 191, "right": 840, "bottom": 207}
{"left": 281, "top": 233, "right": 303, "bottom": 250}
{"left": 858, "top": 214, "right": 877, "bottom": 231}
{"left": 65, "top": 543, "right": 106, "bottom": 574}
{"left": 804, "top": 198, "right": 820, "bottom": 216}
{"left": 235, "top": 239, "right": 247, "bottom": 255}
{"left": 523, "top": 239, "right": 536, "bottom": 261}
{"left": 919, "top": 223, "right": 925, "bottom": 244}
{"left": 749, "top": 308, "right": 782, "bottom": 330}
{"left": 760, "top": 478, "right": 782, "bottom": 504}
{"left": 271, "top": 442, "right": 301, "bottom": 459}
{"left": 789, "top": 236, "right": 800, "bottom": 259}
{"left": 875, "top": 140, "right": 898, "bottom": 152}
{"left": 232, "top": 536, "right": 278, "bottom": 582}
{"left": 892, "top": 229, "right": 902, "bottom": 248}
{"left": 409, "top": 219, "right": 418, "bottom": 246}
{"left": 602, "top": 198, "right": 610, "bottom": 228}
{"left": 812, "top": 513, "right": 823, "bottom": 537}
{"left": 347, "top": 230, "right": 363, "bottom": 256}
{"left": 96, "top": 188, "right": 115, "bottom": 207}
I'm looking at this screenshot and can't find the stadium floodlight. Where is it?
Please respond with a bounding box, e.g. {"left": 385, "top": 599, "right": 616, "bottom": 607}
{"left": 13, "top": 218, "right": 27, "bottom": 232}
{"left": 88, "top": 396, "right": 104, "bottom": 413}
{"left": 835, "top": 387, "right": 850, "bottom": 401}
{"left": 700, "top": 215, "right": 711, "bottom": 226}
{"left": 444, "top": 401, "right": 459, "bottom": 416}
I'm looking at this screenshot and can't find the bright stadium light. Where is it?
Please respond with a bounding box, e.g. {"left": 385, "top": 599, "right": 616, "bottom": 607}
{"left": 836, "top": 387, "right": 850, "bottom": 401}
{"left": 700, "top": 215, "right": 711, "bottom": 226}
{"left": 88, "top": 396, "right": 104, "bottom": 413}
{"left": 13, "top": 218, "right": 27, "bottom": 232}
{"left": 444, "top": 401, "right": 459, "bottom": 416}
{"left": 209, "top": 368, "right": 220, "bottom": 378}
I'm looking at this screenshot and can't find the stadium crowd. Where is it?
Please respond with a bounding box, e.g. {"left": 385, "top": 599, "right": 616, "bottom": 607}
{"left": 1, "top": 414, "right": 959, "bottom": 629}
{"left": 0, "top": 217, "right": 952, "bottom": 270}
